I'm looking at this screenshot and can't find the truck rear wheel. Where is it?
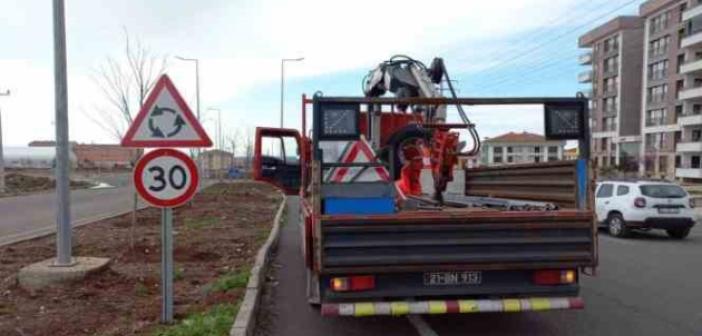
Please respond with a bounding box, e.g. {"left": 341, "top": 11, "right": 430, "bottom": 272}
{"left": 666, "top": 228, "right": 691, "bottom": 240}
{"left": 607, "top": 213, "right": 629, "bottom": 238}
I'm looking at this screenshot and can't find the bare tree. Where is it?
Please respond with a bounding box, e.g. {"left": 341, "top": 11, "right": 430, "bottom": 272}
{"left": 227, "top": 128, "right": 241, "bottom": 157}
{"left": 89, "top": 30, "right": 167, "bottom": 249}
{"left": 243, "top": 128, "right": 254, "bottom": 171}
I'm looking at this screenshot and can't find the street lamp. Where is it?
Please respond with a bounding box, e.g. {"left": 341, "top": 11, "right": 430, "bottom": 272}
{"left": 175, "top": 56, "right": 203, "bottom": 179}
{"left": 0, "top": 89, "right": 10, "bottom": 195}
{"left": 174, "top": 56, "right": 201, "bottom": 121}
{"left": 207, "top": 107, "right": 222, "bottom": 150}
{"left": 280, "top": 57, "right": 304, "bottom": 128}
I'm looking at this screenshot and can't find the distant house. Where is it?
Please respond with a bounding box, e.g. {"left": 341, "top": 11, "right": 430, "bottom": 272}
{"left": 480, "top": 132, "right": 566, "bottom": 166}
{"left": 3, "top": 146, "right": 77, "bottom": 169}
{"left": 72, "top": 144, "right": 139, "bottom": 169}
{"left": 564, "top": 147, "right": 579, "bottom": 161}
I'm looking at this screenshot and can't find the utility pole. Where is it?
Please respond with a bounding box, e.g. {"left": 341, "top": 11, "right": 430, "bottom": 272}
{"left": 175, "top": 56, "right": 202, "bottom": 178}
{"left": 280, "top": 57, "right": 304, "bottom": 128}
{"left": 52, "top": 0, "right": 73, "bottom": 266}
{"left": 0, "top": 89, "right": 9, "bottom": 195}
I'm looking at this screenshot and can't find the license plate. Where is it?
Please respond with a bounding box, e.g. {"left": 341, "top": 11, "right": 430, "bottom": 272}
{"left": 658, "top": 208, "right": 680, "bottom": 214}
{"left": 424, "top": 271, "right": 482, "bottom": 286}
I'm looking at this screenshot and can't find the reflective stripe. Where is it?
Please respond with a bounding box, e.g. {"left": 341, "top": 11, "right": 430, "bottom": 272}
{"left": 354, "top": 303, "right": 375, "bottom": 316}
{"left": 530, "top": 298, "right": 551, "bottom": 311}
{"left": 458, "top": 300, "right": 479, "bottom": 313}
{"left": 428, "top": 301, "right": 447, "bottom": 314}
{"left": 391, "top": 302, "right": 410, "bottom": 316}
{"left": 320, "top": 297, "right": 584, "bottom": 317}
{"left": 503, "top": 299, "right": 521, "bottom": 312}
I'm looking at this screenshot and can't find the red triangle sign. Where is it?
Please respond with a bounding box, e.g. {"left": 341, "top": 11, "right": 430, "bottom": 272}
{"left": 121, "top": 74, "right": 213, "bottom": 148}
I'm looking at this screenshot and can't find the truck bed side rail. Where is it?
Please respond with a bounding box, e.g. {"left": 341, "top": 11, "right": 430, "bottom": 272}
{"left": 319, "top": 210, "right": 595, "bottom": 274}
{"left": 464, "top": 160, "right": 587, "bottom": 209}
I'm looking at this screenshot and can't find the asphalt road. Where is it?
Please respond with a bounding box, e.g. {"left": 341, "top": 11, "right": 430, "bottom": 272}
{"left": 0, "top": 186, "right": 142, "bottom": 246}
{"left": 256, "top": 197, "right": 702, "bottom": 336}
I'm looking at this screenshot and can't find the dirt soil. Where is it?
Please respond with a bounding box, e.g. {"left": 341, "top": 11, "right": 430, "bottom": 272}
{"left": 2, "top": 172, "right": 93, "bottom": 197}
{"left": 0, "top": 181, "right": 282, "bottom": 336}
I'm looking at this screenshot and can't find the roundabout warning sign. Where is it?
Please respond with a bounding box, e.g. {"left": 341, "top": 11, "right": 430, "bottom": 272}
{"left": 121, "top": 74, "right": 212, "bottom": 148}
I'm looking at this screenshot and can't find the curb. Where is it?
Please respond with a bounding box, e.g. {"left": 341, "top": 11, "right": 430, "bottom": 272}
{"left": 230, "top": 194, "right": 287, "bottom": 336}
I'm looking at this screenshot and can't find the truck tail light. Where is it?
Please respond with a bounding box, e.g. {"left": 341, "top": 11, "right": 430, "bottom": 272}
{"left": 533, "top": 270, "right": 576, "bottom": 285}
{"left": 330, "top": 275, "right": 375, "bottom": 292}
{"left": 634, "top": 197, "right": 646, "bottom": 208}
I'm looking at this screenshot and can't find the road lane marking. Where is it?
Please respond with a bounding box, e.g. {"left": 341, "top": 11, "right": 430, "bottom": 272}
{"left": 407, "top": 315, "right": 439, "bottom": 336}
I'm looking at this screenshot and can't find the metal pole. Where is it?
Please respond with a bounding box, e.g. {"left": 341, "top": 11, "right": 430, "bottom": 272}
{"left": 0, "top": 106, "right": 4, "bottom": 194}
{"left": 280, "top": 60, "right": 284, "bottom": 128}
{"left": 0, "top": 90, "right": 9, "bottom": 195}
{"left": 161, "top": 207, "right": 174, "bottom": 324}
{"left": 52, "top": 0, "right": 73, "bottom": 266}
{"left": 218, "top": 108, "right": 222, "bottom": 150}
{"left": 280, "top": 58, "right": 304, "bottom": 129}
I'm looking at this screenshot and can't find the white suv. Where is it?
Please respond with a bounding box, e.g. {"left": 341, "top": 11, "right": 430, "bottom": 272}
{"left": 595, "top": 180, "right": 696, "bottom": 239}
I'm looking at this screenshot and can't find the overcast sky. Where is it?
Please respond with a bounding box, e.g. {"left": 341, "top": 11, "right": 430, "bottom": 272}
{"left": 0, "top": 0, "right": 640, "bottom": 148}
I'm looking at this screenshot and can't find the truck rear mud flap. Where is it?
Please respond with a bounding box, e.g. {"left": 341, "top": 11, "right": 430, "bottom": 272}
{"left": 320, "top": 297, "right": 584, "bottom": 317}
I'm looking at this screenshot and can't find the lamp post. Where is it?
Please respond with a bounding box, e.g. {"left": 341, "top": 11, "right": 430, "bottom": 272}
{"left": 207, "top": 107, "right": 222, "bottom": 150}
{"left": 280, "top": 57, "right": 304, "bottom": 128}
{"left": 0, "top": 89, "right": 9, "bottom": 195}
{"left": 175, "top": 56, "right": 203, "bottom": 178}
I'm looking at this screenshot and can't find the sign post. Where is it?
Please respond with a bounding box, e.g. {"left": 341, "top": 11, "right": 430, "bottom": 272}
{"left": 121, "top": 74, "right": 212, "bottom": 324}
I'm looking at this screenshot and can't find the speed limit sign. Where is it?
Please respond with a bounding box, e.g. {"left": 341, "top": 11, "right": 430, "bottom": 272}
{"left": 134, "top": 149, "right": 199, "bottom": 208}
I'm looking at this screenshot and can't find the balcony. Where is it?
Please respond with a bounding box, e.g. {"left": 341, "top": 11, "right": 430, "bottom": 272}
{"left": 578, "top": 71, "right": 593, "bottom": 83}
{"left": 683, "top": 3, "right": 702, "bottom": 22}
{"left": 677, "top": 141, "right": 702, "bottom": 152}
{"left": 679, "top": 113, "right": 702, "bottom": 126}
{"left": 676, "top": 168, "right": 702, "bottom": 179}
{"left": 680, "top": 58, "right": 702, "bottom": 75}
{"left": 679, "top": 86, "right": 702, "bottom": 100}
{"left": 681, "top": 30, "right": 702, "bottom": 49}
{"left": 579, "top": 52, "right": 593, "bottom": 65}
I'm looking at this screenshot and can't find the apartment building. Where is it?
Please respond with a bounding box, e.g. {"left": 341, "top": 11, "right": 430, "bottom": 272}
{"left": 579, "top": 16, "right": 644, "bottom": 173}
{"left": 638, "top": 0, "right": 688, "bottom": 180}
{"left": 676, "top": 0, "right": 702, "bottom": 182}
{"left": 480, "top": 132, "right": 565, "bottom": 166}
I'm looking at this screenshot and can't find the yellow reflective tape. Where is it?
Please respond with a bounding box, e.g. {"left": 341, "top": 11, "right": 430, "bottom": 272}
{"left": 503, "top": 299, "right": 521, "bottom": 312}
{"left": 354, "top": 303, "right": 375, "bottom": 316}
{"left": 391, "top": 302, "right": 410, "bottom": 316}
{"left": 428, "top": 301, "right": 447, "bottom": 314}
{"left": 530, "top": 298, "right": 551, "bottom": 311}
{"left": 458, "top": 300, "right": 479, "bottom": 313}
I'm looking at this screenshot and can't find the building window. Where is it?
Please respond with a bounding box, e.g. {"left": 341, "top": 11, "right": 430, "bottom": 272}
{"left": 604, "top": 76, "right": 618, "bottom": 93}
{"left": 645, "top": 133, "right": 665, "bottom": 150}
{"left": 646, "top": 108, "right": 667, "bottom": 126}
{"left": 604, "top": 36, "right": 619, "bottom": 53}
{"left": 648, "top": 84, "right": 668, "bottom": 103}
{"left": 648, "top": 60, "right": 668, "bottom": 80}
{"left": 650, "top": 11, "right": 670, "bottom": 35}
{"left": 692, "top": 129, "right": 702, "bottom": 142}
{"left": 547, "top": 146, "right": 558, "bottom": 161}
{"left": 507, "top": 146, "right": 513, "bottom": 153}
{"left": 604, "top": 117, "right": 617, "bottom": 131}
{"left": 675, "top": 155, "right": 682, "bottom": 168}
{"left": 604, "top": 97, "right": 618, "bottom": 113}
{"left": 692, "top": 156, "right": 701, "bottom": 169}
{"left": 649, "top": 36, "right": 670, "bottom": 57}
{"left": 604, "top": 56, "right": 618, "bottom": 74}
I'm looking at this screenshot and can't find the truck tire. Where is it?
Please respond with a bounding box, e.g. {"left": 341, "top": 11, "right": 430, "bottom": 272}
{"left": 607, "top": 213, "right": 629, "bottom": 238}
{"left": 666, "top": 228, "right": 691, "bottom": 240}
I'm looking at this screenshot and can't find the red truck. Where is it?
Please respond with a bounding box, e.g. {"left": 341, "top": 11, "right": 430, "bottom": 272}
{"left": 253, "top": 57, "right": 596, "bottom": 317}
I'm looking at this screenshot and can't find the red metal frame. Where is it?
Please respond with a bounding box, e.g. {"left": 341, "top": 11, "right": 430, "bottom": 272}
{"left": 121, "top": 74, "right": 213, "bottom": 148}
{"left": 252, "top": 127, "right": 303, "bottom": 195}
